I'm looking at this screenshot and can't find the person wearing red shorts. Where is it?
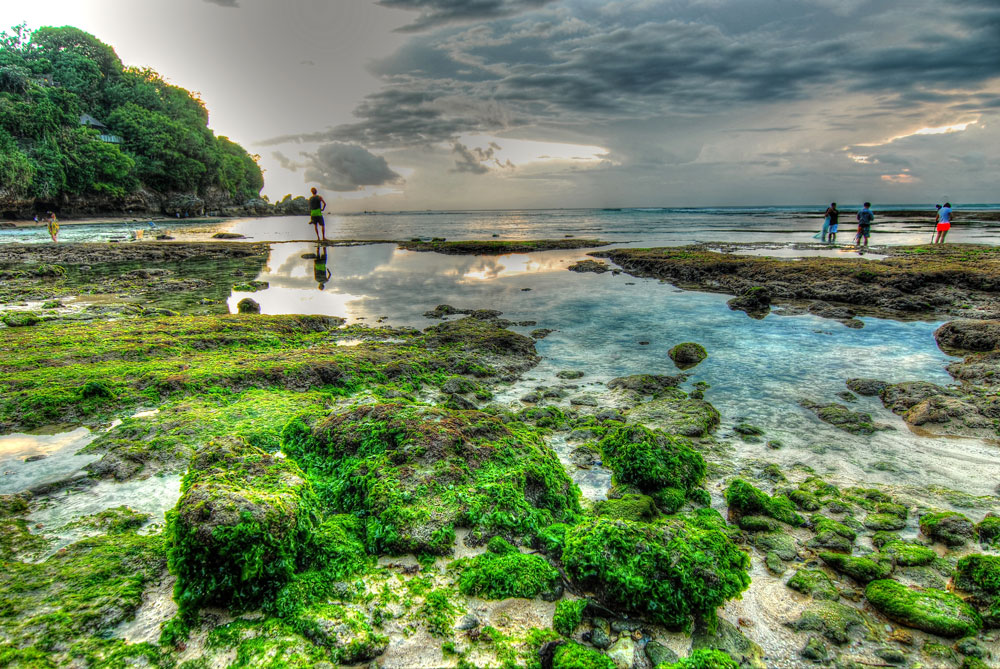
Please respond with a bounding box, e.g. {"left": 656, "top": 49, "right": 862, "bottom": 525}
{"left": 934, "top": 202, "right": 952, "bottom": 244}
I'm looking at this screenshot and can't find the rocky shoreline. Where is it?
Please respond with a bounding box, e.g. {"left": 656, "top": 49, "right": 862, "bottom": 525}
{"left": 0, "top": 241, "right": 998, "bottom": 668}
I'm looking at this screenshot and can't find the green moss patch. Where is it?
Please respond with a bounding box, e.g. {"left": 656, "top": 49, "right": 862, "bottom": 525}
{"left": 656, "top": 648, "right": 738, "bottom": 668}
{"left": 787, "top": 569, "right": 839, "bottom": 601}
{"left": 724, "top": 479, "right": 804, "bottom": 527}
{"left": 552, "top": 641, "right": 616, "bottom": 669}
{"left": 865, "top": 579, "right": 982, "bottom": 638}
{"left": 819, "top": 552, "right": 892, "bottom": 584}
{"left": 284, "top": 403, "right": 581, "bottom": 554}
{"left": 953, "top": 554, "right": 1000, "bottom": 627}
{"left": 167, "top": 436, "right": 319, "bottom": 611}
{"left": 879, "top": 541, "right": 936, "bottom": 567}
{"left": 597, "top": 425, "right": 706, "bottom": 512}
{"left": 456, "top": 537, "right": 561, "bottom": 600}
{"left": 919, "top": 511, "right": 975, "bottom": 547}
{"left": 553, "top": 599, "right": 588, "bottom": 636}
{"left": 593, "top": 494, "right": 660, "bottom": 522}
{"left": 562, "top": 514, "right": 750, "bottom": 629}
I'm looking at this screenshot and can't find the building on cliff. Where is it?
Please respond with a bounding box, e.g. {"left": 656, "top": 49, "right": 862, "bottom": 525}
{"left": 79, "top": 114, "right": 123, "bottom": 144}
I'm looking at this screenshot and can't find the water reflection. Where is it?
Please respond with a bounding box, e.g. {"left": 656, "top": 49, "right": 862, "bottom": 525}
{"left": 0, "top": 427, "right": 97, "bottom": 495}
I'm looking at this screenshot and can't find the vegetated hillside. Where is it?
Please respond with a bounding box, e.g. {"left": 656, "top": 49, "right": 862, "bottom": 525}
{"left": 0, "top": 24, "right": 265, "bottom": 218}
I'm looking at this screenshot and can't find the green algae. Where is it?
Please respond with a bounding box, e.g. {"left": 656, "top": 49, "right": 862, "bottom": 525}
{"left": 865, "top": 579, "right": 982, "bottom": 638}
{"left": 0, "top": 530, "right": 166, "bottom": 663}
{"left": 284, "top": 403, "right": 581, "bottom": 554}
{"left": 553, "top": 599, "right": 588, "bottom": 636}
{"left": 668, "top": 342, "right": 708, "bottom": 370}
{"left": 167, "top": 436, "right": 320, "bottom": 612}
{"left": 562, "top": 514, "right": 750, "bottom": 630}
{"left": 597, "top": 424, "right": 706, "bottom": 513}
{"left": 786, "top": 600, "right": 874, "bottom": 645}
{"left": 787, "top": 569, "right": 839, "bottom": 601}
{"left": 593, "top": 493, "right": 660, "bottom": 522}
{"left": 656, "top": 648, "right": 738, "bottom": 668}
{"left": 724, "top": 479, "right": 804, "bottom": 526}
{"left": 953, "top": 554, "right": 1000, "bottom": 627}
{"left": 977, "top": 514, "right": 1000, "bottom": 547}
{"left": 920, "top": 511, "right": 976, "bottom": 547}
{"left": 456, "top": 537, "right": 561, "bottom": 600}
{"left": 552, "top": 641, "right": 616, "bottom": 669}
{"left": 879, "top": 540, "right": 937, "bottom": 567}
{"left": 819, "top": 552, "right": 893, "bottom": 584}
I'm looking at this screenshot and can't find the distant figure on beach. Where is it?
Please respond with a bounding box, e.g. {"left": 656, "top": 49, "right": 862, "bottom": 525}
{"left": 308, "top": 187, "right": 327, "bottom": 241}
{"left": 46, "top": 212, "right": 59, "bottom": 243}
{"left": 313, "top": 245, "right": 331, "bottom": 289}
{"left": 824, "top": 202, "right": 838, "bottom": 243}
{"left": 856, "top": 202, "right": 874, "bottom": 247}
{"left": 935, "top": 202, "right": 952, "bottom": 244}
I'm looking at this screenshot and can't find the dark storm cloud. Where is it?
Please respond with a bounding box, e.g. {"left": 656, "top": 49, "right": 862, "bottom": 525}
{"left": 376, "top": 0, "right": 557, "bottom": 32}
{"left": 272, "top": 151, "right": 299, "bottom": 171}
{"left": 269, "top": 0, "right": 1000, "bottom": 155}
{"left": 450, "top": 141, "right": 512, "bottom": 173}
{"left": 301, "top": 143, "right": 403, "bottom": 192}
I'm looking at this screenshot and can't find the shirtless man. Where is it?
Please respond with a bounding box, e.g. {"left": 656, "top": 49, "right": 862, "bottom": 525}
{"left": 308, "top": 187, "right": 327, "bottom": 241}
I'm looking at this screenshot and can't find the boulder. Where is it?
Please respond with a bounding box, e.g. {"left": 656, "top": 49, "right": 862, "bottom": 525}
{"left": 934, "top": 320, "right": 1000, "bottom": 354}
{"left": 865, "top": 579, "right": 982, "bottom": 638}
{"left": 625, "top": 396, "right": 720, "bottom": 438}
{"left": 727, "top": 286, "right": 771, "bottom": 319}
{"left": 667, "top": 342, "right": 707, "bottom": 370}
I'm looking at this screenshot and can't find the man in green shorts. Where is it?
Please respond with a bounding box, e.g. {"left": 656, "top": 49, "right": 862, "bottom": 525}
{"left": 308, "top": 187, "right": 327, "bottom": 241}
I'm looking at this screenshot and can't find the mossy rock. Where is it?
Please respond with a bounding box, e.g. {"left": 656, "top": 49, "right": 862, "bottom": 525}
{"left": 1, "top": 312, "right": 40, "bottom": 327}
{"left": 691, "top": 615, "right": 764, "bottom": 668}
{"left": 786, "top": 600, "right": 872, "bottom": 645}
{"left": 799, "top": 400, "right": 881, "bottom": 435}
{"left": 295, "top": 604, "right": 389, "bottom": 663}
{"left": 607, "top": 373, "right": 686, "bottom": 396}
{"left": 594, "top": 494, "right": 659, "bottom": 522}
{"left": 919, "top": 511, "right": 975, "bottom": 547}
{"left": 754, "top": 532, "right": 797, "bottom": 561}
{"left": 975, "top": 514, "right": 1000, "bottom": 547}
{"left": 865, "top": 579, "right": 982, "bottom": 638}
{"left": 625, "top": 396, "right": 721, "bottom": 438}
{"left": 738, "top": 515, "right": 779, "bottom": 532}
{"left": 879, "top": 541, "right": 936, "bottom": 567}
{"left": 553, "top": 598, "right": 588, "bottom": 636}
{"left": 552, "top": 641, "right": 616, "bottom": 669}
{"left": 787, "top": 569, "right": 839, "bottom": 601}
{"left": 953, "top": 554, "right": 1000, "bottom": 627}
{"left": 668, "top": 342, "right": 708, "bottom": 370}
{"left": 562, "top": 514, "right": 750, "bottom": 630}
{"left": 457, "top": 537, "right": 561, "bottom": 600}
{"left": 812, "top": 514, "right": 857, "bottom": 541}
{"left": 864, "top": 513, "right": 907, "bottom": 531}
{"left": 820, "top": 552, "right": 893, "bottom": 584}
{"left": 656, "top": 648, "right": 739, "bottom": 669}
{"left": 168, "top": 436, "right": 318, "bottom": 612}
{"left": 788, "top": 488, "right": 822, "bottom": 511}
{"left": 597, "top": 424, "right": 706, "bottom": 512}
{"left": 285, "top": 403, "right": 581, "bottom": 554}
{"left": 725, "top": 479, "right": 804, "bottom": 526}
{"left": 807, "top": 530, "right": 853, "bottom": 553}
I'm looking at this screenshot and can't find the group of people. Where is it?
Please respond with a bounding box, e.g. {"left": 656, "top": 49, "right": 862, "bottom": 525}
{"left": 817, "top": 202, "right": 954, "bottom": 245}
{"left": 817, "top": 202, "right": 876, "bottom": 246}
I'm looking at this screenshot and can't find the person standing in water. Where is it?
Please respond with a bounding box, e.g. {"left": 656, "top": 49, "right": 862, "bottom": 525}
{"left": 934, "top": 202, "right": 952, "bottom": 244}
{"left": 308, "top": 187, "right": 327, "bottom": 241}
{"left": 823, "top": 202, "right": 838, "bottom": 243}
{"left": 46, "top": 211, "right": 59, "bottom": 243}
{"left": 856, "top": 202, "right": 875, "bottom": 247}
{"left": 313, "top": 245, "right": 331, "bottom": 290}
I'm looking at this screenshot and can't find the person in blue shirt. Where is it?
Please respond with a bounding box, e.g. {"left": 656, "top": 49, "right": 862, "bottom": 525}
{"left": 856, "top": 203, "right": 874, "bottom": 246}
{"left": 934, "top": 202, "right": 952, "bottom": 244}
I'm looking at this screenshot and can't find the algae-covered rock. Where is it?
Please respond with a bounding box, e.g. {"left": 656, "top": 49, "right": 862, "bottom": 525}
{"left": 457, "top": 536, "right": 562, "bottom": 600}
{"left": 727, "top": 286, "right": 771, "bottom": 319}
{"left": 645, "top": 640, "right": 679, "bottom": 667}
{"left": 296, "top": 604, "right": 389, "bottom": 663}
{"left": 799, "top": 400, "right": 882, "bottom": 435}
{"left": 786, "top": 600, "right": 872, "bottom": 645}
{"left": 865, "top": 579, "right": 982, "bottom": 638}
{"left": 725, "top": 478, "right": 804, "bottom": 526}
{"left": 819, "top": 552, "right": 893, "bottom": 584}
{"left": 864, "top": 513, "right": 907, "bottom": 531}
{"left": 978, "top": 514, "right": 1000, "bottom": 547}
{"left": 168, "top": 436, "right": 318, "bottom": 610}
{"left": 668, "top": 342, "right": 708, "bottom": 370}
{"left": 607, "top": 373, "right": 686, "bottom": 396}
{"left": 738, "top": 515, "right": 779, "bottom": 532}
{"left": 787, "top": 569, "right": 839, "bottom": 601}
{"left": 656, "top": 648, "right": 739, "bottom": 668}
{"left": 551, "top": 641, "right": 616, "bottom": 669}
{"left": 879, "top": 541, "right": 937, "bottom": 567}
{"left": 562, "top": 514, "right": 750, "bottom": 629}
{"left": 594, "top": 494, "right": 660, "bottom": 522}
{"left": 691, "top": 615, "right": 765, "bottom": 668}
{"left": 800, "top": 636, "right": 829, "bottom": 661}
{"left": 236, "top": 297, "right": 260, "bottom": 314}
{"left": 920, "top": 511, "right": 975, "bottom": 547}
{"left": 284, "top": 403, "right": 581, "bottom": 554}
{"left": 1, "top": 311, "right": 40, "bottom": 327}
{"left": 934, "top": 319, "right": 1000, "bottom": 354}
{"left": 597, "top": 424, "right": 706, "bottom": 513}
{"left": 754, "top": 532, "right": 798, "bottom": 561}
{"left": 625, "top": 396, "right": 720, "bottom": 438}
{"left": 953, "top": 554, "right": 1000, "bottom": 628}
{"left": 846, "top": 378, "right": 889, "bottom": 397}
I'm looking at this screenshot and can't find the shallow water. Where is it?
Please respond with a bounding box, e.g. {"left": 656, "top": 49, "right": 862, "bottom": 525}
{"left": 225, "top": 242, "right": 1000, "bottom": 514}
{"left": 0, "top": 427, "right": 98, "bottom": 495}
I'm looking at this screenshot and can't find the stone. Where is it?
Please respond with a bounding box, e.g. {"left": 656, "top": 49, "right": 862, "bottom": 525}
{"left": 590, "top": 626, "right": 612, "bottom": 649}
{"left": 625, "top": 396, "right": 720, "bottom": 438}
{"left": 800, "top": 636, "right": 828, "bottom": 661}
{"left": 455, "top": 614, "right": 480, "bottom": 631}
{"left": 865, "top": 580, "right": 982, "bottom": 638}
{"left": 692, "top": 616, "right": 765, "bottom": 668}
{"left": 644, "top": 640, "right": 678, "bottom": 667}
{"left": 606, "top": 636, "right": 636, "bottom": 669}
{"left": 934, "top": 319, "right": 1000, "bottom": 354}
{"left": 667, "top": 342, "right": 707, "bottom": 370}
{"left": 236, "top": 297, "right": 260, "bottom": 314}
{"left": 727, "top": 286, "right": 771, "bottom": 319}
{"left": 846, "top": 378, "right": 889, "bottom": 396}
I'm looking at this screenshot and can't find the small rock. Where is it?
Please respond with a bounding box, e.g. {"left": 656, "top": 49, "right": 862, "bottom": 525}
{"left": 236, "top": 298, "right": 260, "bottom": 314}
{"left": 644, "top": 641, "right": 678, "bottom": 667}
{"left": 455, "top": 615, "right": 479, "bottom": 631}
{"left": 590, "top": 626, "right": 611, "bottom": 649}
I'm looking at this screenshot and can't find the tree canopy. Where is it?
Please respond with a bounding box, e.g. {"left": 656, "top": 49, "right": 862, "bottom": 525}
{"left": 0, "top": 24, "right": 263, "bottom": 203}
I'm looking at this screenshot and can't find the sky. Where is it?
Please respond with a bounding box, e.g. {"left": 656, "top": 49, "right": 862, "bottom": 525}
{"left": 3, "top": 0, "right": 999, "bottom": 210}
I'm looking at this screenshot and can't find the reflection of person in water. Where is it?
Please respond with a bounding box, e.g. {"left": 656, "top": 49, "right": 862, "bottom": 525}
{"left": 313, "top": 245, "right": 331, "bottom": 289}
